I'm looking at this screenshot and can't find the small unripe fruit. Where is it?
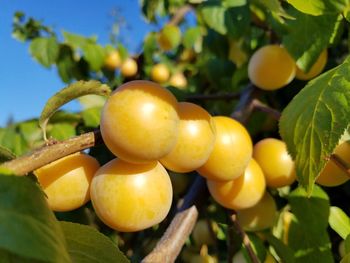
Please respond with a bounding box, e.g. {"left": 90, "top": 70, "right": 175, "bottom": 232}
{"left": 316, "top": 142, "right": 350, "bottom": 186}
{"left": 158, "top": 25, "right": 181, "bottom": 51}
{"left": 121, "top": 58, "right": 138, "bottom": 77}
{"left": 237, "top": 192, "right": 277, "bottom": 231}
{"left": 104, "top": 50, "right": 121, "bottom": 70}
{"left": 253, "top": 138, "right": 296, "bottom": 188}
{"left": 151, "top": 63, "right": 170, "bottom": 83}
{"left": 296, "top": 49, "right": 327, "bottom": 80}
{"left": 197, "top": 116, "right": 252, "bottom": 181}
{"left": 34, "top": 153, "right": 100, "bottom": 212}
{"left": 192, "top": 219, "right": 217, "bottom": 247}
{"left": 207, "top": 159, "right": 266, "bottom": 210}
{"left": 90, "top": 159, "right": 173, "bottom": 232}
{"left": 160, "top": 102, "right": 216, "bottom": 173}
{"left": 248, "top": 45, "right": 296, "bottom": 90}
{"left": 100, "top": 80, "right": 179, "bottom": 163}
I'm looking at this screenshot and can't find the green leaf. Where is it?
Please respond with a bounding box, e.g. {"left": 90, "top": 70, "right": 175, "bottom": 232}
{"left": 200, "top": 2, "right": 227, "bottom": 34}
{"left": 279, "top": 56, "right": 350, "bottom": 193}
{"left": 60, "top": 221, "right": 129, "bottom": 263}
{"left": 286, "top": 0, "right": 350, "bottom": 16}
{"left": 56, "top": 44, "right": 77, "bottom": 83}
{"left": 282, "top": 8, "right": 341, "bottom": 71}
{"left": 183, "top": 27, "right": 202, "bottom": 49}
{"left": 0, "top": 248, "right": 44, "bottom": 263}
{"left": 29, "top": 37, "right": 59, "bottom": 68}
{"left": 48, "top": 123, "right": 76, "bottom": 140}
{"left": 225, "top": 5, "right": 250, "bottom": 38}
{"left": 0, "top": 175, "right": 70, "bottom": 262}
{"left": 78, "top": 94, "right": 106, "bottom": 110}
{"left": 62, "top": 31, "right": 97, "bottom": 50}
{"left": 329, "top": 206, "right": 350, "bottom": 239}
{"left": 19, "top": 120, "right": 42, "bottom": 144}
{"left": 265, "top": 233, "right": 295, "bottom": 263}
{"left": 81, "top": 43, "right": 105, "bottom": 71}
{"left": 345, "top": 235, "right": 350, "bottom": 254}
{"left": 39, "top": 80, "right": 111, "bottom": 140}
{"left": 0, "top": 146, "right": 15, "bottom": 163}
{"left": 81, "top": 107, "right": 102, "bottom": 127}
{"left": 259, "top": 0, "right": 294, "bottom": 19}
{"left": 287, "top": 186, "right": 333, "bottom": 262}
{"left": 341, "top": 252, "right": 350, "bottom": 263}
{"left": 222, "top": 0, "right": 246, "bottom": 7}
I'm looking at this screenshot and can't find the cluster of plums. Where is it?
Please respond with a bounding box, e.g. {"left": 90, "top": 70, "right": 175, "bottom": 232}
{"left": 34, "top": 67, "right": 349, "bottom": 234}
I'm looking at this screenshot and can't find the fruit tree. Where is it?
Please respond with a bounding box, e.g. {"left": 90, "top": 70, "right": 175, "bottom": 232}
{"left": 2, "top": 1, "right": 350, "bottom": 262}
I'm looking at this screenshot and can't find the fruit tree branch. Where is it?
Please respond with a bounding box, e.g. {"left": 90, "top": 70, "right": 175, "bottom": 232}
{"left": 142, "top": 176, "right": 206, "bottom": 263}
{"left": 1, "top": 130, "right": 102, "bottom": 175}
{"left": 168, "top": 5, "right": 193, "bottom": 26}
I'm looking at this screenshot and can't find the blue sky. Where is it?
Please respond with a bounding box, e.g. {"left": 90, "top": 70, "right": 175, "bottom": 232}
{"left": 0, "top": 0, "right": 161, "bottom": 126}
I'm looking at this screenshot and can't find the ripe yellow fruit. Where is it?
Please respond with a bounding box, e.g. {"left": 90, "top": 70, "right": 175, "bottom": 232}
{"left": 90, "top": 159, "right": 173, "bottom": 232}
{"left": 296, "top": 49, "right": 327, "bottom": 80}
{"left": 197, "top": 116, "right": 252, "bottom": 181}
{"left": 237, "top": 192, "right": 277, "bottom": 231}
{"left": 34, "top": 153, "right": 100, "bottom": 212}
{"left": 100, "top": 80, "right": 179, "bottom": 163}
{"left": 253, "top": 138, "right": 296, "bottom": 188}
{"left": 151, "top": 63, "right": 170, "bottom": 83}
{"left": 248, "top": 45, "right": 296, "bottom": 90}
{"left": 169, "top": 72, "right": 188, "bottom": 89}
{"left": 316, "top": 142, "right": 350, "bottom": 186}
{"left": 121, "top": 58, "right": 138, "bottom": 77}
{"left": 104, "top": 50, "right": 121, "bottom": 70}
{"left": 160, "top": 102, "right": 216, "bottom": 173}
{"left": 207, "top": 159, "right": 266, "bottom": 210}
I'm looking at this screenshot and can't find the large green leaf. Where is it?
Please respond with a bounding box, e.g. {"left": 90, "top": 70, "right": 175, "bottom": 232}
{"left": 200, "top": 1, "right": 249, "bottom": 36}
{"left": 287, "top": 186, "right": 333, "bottom": 262}
{"left": 0, "top": 127, "right": 29, "bottom": 156}
{"left": 0, "top": 175, "right": 70, "bottom": 262}
{"left": 329, "top": 206, "right": 350, "bottom": 239}
{"left": 200, "top": 2, "right": 227, "bottom": 34}
{"left": 48, "top": 123, "right": 76, "bottom": 140}
{"left": 39, "top": 80, "right": 111, "bottom": 140}
{"left": 282, "top": 8, "right": 341, "bottom": 71}
{"left": 81, "top": 43, "right": 105, "bottom": 71}
{"left": 286, "top": 0, "right": 349, "bottom": 16}
{"left": 265, "top": 233, "right": 295, "bottom": 263}
{"left": 29, "top": 37, "right": 59, "bottom": 68}
{"left": 279, "top": 56, "right": 350, "bottom": 193}
{"left": 60, "top": 221, "right": 129, "bottom": 263}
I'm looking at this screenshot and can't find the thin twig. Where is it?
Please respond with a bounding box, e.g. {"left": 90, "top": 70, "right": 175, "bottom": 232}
{"left": 142, "top": 176, "right": 206, "bottom": 263}
{"left": 186, "top": 92, "right": 241, "bottom": 102}
{"left": 329, "top": 154, "right": 350, "bottom": 178}
{"left": 231, "top": 83, "right": 255, "bottom": 123}
{"left": 252, "top": 99, "right": 281, "bottom": 120}
{"left": 1, "top": 130, "right": 102, "bottom": 175}
{"left": 168, "top": 5, "right": 193, "bottom": 26}
{"left": 231, "top": 211, "right": 260, "bottom": 263}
